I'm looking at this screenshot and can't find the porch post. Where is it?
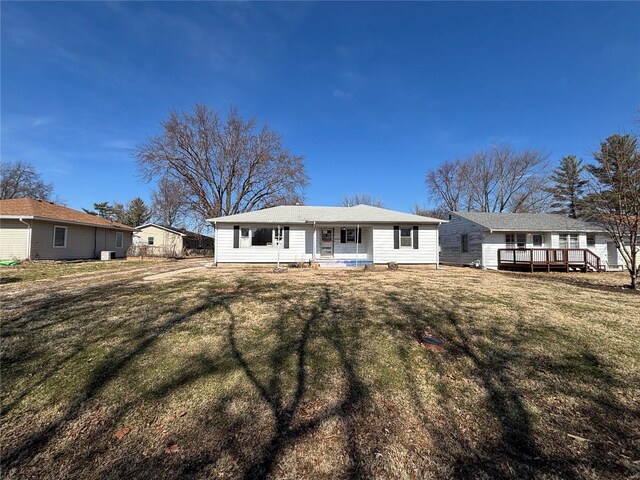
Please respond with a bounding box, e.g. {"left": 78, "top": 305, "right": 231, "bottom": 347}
{"left": 312, "top": 222, "right": 317, "bottom": 261}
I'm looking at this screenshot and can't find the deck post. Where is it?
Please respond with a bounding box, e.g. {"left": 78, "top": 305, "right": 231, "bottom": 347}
{"left": 530, "top": 250, "right": 534, "bottom": 272}
{"left": 546, "top": 249, "right": 550, "bottom": 272}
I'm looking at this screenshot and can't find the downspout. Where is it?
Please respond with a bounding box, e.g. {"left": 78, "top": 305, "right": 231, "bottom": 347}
{"left": 436, "top": 222, "right": 440, "bottom": 269}
{"left": 214, "top": 221, "right": 218, "bottom": 266}
{"left": 19, "top": 218, "right": 32, "bottom": 260}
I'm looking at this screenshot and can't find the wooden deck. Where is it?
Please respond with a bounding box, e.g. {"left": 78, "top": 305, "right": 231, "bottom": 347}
{"left": 497, "top": 248, "right": 602, "bottom": 272}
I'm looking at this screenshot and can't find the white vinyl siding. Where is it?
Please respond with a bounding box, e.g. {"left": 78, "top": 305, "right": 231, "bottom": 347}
{"left": 439, "top": 215, "right": 484, "bottom": 266}
{"left": 372, "top": 224, "right": 438, "bottom": 264}
{"left": 216, "top": 224, "right": 311, "bottom": 263}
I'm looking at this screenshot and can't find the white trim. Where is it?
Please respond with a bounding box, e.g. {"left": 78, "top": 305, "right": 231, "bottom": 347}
{"left": 53, "top": 225, "right": 68, "bottom": 248}
{"left": 399, "top": 226, "right": 413, "bottom": 248}
{"left": 135, "top": 223, "right": 187, "bottom": 236}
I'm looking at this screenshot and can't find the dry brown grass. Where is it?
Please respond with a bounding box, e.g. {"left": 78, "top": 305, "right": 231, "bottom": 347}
{"left": 1, "top": 265, "right": 638, "bottom": 479}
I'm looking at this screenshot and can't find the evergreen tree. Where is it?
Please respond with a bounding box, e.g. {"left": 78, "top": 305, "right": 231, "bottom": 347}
{"left": 546, "top": 155, "right": 588, "bottom": 218}
{"left": 584, "top": 133, "right": 640, "bottom": 289}
{"left": 83, "top": 201, "right": 116, "bottom": 219}
{"left": 123, "top": 197, "right": 152, "bottom": 227}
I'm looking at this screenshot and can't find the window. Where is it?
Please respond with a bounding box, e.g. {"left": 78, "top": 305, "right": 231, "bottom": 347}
{"left": 148, "top": 236, "right": 154, "bottom": 245}
{"left": 345, "top": 228, "right": 356, "bottom": 242}
{"left": 559, "top": 234, "right": 579, "bottom": 248}
{"left": 461, "top": 234, "right": 469, "bottom": 253}
{"left": 53, "top": 226, "right": 67, "bottom": 248}
{"left": 506, "top": 233, "right": 526, "bottom": 249}
{"left": 274, "top": 227, "right": 283, "bottom": 243}
{"left": 241, "top": 228, "right": 250, "bottom": 238}
{"left": 400, "top": 227, "right": 412, "bottom": 247}
{"left": 587, "top": 234, "right": 596, "bottom": 247}
{"left": 116, "top": 232, "right": 124, "bottom": 249}
{"left": 252, "top": 228, "right": 273, "bottom": 246}
{"left": 532, "top": 234, "right": 543, "bottom": 247}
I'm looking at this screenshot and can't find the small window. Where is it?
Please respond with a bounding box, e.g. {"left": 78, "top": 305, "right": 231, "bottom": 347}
{"left": 400, "top": 227, "right": 412, "bottom": 247}
{"left": 53, "top": 226, "right": 67, "bottom": 248}
{"left": 461, "top": 234, "right": 469, "bottom": 253}
{"left": 506, "top": 233, "right": 526, "bottom": 249}
{"left": 241, "top": 228, "right": 250, "bottom": 238}
{"left": 587, "top": 234, "right": 596, "bottom": 247}
{"left": 532, "top": 234, "right": 543, "bottom": 247}
{"left": 148, "top": 236, "right": 154, "bottom": 245}
{"left": 116, "top": 232, "right": 124, "bottom": 249}
{"left": 274, "top": 227, "right": 283, "bottom": 243}
{"left": 346, "top": 228, "right": 356, "bottom": 243}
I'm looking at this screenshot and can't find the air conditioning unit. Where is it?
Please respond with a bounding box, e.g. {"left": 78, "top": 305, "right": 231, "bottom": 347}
{"left": 100, "top": 251, "right": 116, "bottom": 261}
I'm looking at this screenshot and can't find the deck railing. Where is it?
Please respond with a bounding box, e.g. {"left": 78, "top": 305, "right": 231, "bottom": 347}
{"left": 497, "top": 248, "right": 601, "bottom": 272}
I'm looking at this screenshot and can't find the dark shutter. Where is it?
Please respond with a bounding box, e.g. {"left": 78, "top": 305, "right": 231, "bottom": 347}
{"left": 393, "top": 226, "right": 400, "bottom": 249}
{"left": 413, "top": 226, "right": 419, "bottom": 249}
{"left": 233, "top": 226, "right": 240, "bottom": 248}
{"left": 283, "top": 226, "right": 290, "bottom": 249}
{"left": 357, "top": 227, "right": 362, "bottom": 243}
{"left": 340, "top": 228, "right": 346, "bottom": 243}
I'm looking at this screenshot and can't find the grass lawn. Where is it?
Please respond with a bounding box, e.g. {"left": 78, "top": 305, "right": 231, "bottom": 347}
{"left": 1, "top": 265, "right": 638, "bottom": 479}
{"left": 0, "top": 259, "right": 148, "bottom": 283}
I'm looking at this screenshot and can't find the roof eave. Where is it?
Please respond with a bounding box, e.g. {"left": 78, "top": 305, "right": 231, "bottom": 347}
{"left": 0, "top": 215, "right": 136, "bottom": 231}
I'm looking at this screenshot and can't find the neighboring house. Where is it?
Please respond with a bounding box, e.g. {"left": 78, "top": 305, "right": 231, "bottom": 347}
{"left": 133, "top": 223, "right": 214, "bottom": 256}
{"left": 0, "top": 198, "right": 135, "bottom": 260}
{"left": 439, "top": 211, "right": 620, "bottom": 271}
{"left": 207, "top": 204, "right": 444, "bottom": 266}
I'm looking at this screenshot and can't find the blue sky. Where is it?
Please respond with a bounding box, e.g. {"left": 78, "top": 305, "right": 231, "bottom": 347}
{"left": 2, "top": 1, "right": 639, "bottom": 213}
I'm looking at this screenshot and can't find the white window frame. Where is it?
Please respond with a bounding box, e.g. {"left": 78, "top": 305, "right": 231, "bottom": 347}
{"left": 53, "top": 225, "right": 67, "bottom": 248}
{"left": 148, "top": 236, "right": 154, "bottom": 246}
{"left": 586, "top": 233, "right": 596, "bottom": 247}
{"left": 400, "top": 227, "right": 413, "bottom": 248}
{"left": 461, "top": 234, "right": 469, "bottom": 253}
{"left": 532, "top": 234, "right": 543, "bottom": 247}
{"left": 559, "top": 234, "right": 579, "bottom": 249}
{"left": 345, "top": 228, "right": 357, "bottom": 243}
{"left": 506, "top": 233, "right": 526, "bottom": 249}
{"left": 115, "top": 232, "right": 124, "bottom": 249}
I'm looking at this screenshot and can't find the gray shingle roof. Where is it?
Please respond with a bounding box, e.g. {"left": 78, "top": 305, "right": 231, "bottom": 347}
{"left": 207, "top": 205, "right": 443, "bottom": 224}
{"left": 451, "top": 211, "right": 605, "bottom": 232}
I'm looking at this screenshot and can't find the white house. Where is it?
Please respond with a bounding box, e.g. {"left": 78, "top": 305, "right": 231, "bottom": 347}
{"left": 207, "top": 205, "right": 444, "bottom": 266}
{"left": 439, "top": 211, "right": 621, "bottom": 271}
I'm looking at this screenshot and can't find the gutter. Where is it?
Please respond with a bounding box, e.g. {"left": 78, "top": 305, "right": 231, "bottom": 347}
{"left": 214, "top": 221, "right": 218, "bottom": 266}
{"left": 18, "top": 217, "right": 32, "bottom": 260}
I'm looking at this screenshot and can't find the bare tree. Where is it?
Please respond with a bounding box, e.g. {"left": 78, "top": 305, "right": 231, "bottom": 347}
{"left": 135, "top": 105, "right": 308, "bottom": 219}
{"left": 151, "top": 177, "right": 188, "bottom": 227}
{"left": 340, "top": 193, "right": 385, "bottom": 208}
{"left": 411, "top": 202, "right": 446, "bottom": 219}
{"left": 425, "top": 159, "right": 465, "bottom": 212}
{"left": 425, "top": 145, "right": 550, "bottom": 214}
{"left": 0, "top": 160, "right": 54, "bottom": 200}
{"left": 584, "top": 133, "right": 639, "bottom": 289}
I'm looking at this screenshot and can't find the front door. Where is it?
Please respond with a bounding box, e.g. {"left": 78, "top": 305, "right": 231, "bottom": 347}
{"left": 321, "top": 228, "right": 333, "bottom": 257}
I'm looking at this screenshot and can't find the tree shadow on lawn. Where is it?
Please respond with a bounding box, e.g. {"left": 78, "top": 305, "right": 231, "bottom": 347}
{"left": 2, "top": 281, "right": 372, "bottom": 479}
{"left": 384, "top": 289, "right": 639, "bottom": 479}
{"left": 1, "top": 279, "right": 267, "bottom": 474}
